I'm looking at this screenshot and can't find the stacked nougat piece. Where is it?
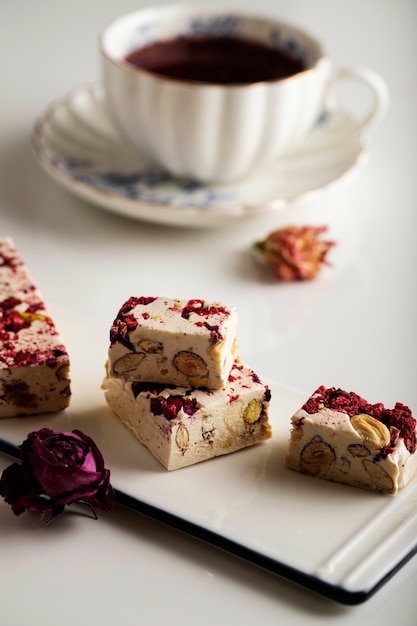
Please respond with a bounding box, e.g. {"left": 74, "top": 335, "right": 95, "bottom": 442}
{"left": 0, "top": 237, "right": 71, "bottom": 417}
{"left": 102, "top": 296, "right": 272, "bottom": 470}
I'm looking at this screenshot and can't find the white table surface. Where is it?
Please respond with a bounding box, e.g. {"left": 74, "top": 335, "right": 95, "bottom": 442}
{"left": 1, "top": 0, "right": 417, "bottom": 624}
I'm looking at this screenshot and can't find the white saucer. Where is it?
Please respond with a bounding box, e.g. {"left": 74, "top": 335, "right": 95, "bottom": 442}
{"left": 31, "top": 83, "right": 370, "bottom": 229}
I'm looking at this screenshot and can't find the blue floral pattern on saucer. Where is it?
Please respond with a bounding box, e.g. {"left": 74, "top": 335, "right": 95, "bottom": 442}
{"left": 31, "top": 83, "right": 367, "bottom": 228}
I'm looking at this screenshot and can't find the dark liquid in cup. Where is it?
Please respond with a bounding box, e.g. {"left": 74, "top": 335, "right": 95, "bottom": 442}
{"left": 124, "top": 35, "right": 306, "bottom": 84}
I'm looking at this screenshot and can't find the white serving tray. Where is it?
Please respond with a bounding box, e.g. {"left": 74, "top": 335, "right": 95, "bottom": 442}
{"left": 1, "top": 306, "right": 416, "bottom": 605}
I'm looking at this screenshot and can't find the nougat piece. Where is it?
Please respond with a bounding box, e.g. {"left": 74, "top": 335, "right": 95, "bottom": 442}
{"left": 108, "top": 296, "right": 238, "bottom": 389}
{"left": 0, "top": 237, "right": 71, "bottom": 417}
{"left": 285, "top": 385, "right": 417, "bottom": 495}
{"left": 102, "top": 358, "right": 272, "bottom": 470}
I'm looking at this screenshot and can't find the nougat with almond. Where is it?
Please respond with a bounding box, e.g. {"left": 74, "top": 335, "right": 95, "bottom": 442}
{"left": 0, "top": 237, "right": 71, "bottom": 417}
{"left": 286, "top": 385, "right": 417, "bottom": 494}
{"left": 107, "top": 296, "right": 238, "bottom": 390}
{"left": 103, "top": 358, "right": 272, "bottom": 470}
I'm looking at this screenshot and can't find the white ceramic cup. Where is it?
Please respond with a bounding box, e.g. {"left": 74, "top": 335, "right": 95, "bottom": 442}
{"left": 100, "top": 4, "right": 388, "bottom": 183}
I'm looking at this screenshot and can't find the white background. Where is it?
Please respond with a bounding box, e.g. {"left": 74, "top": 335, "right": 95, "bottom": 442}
{"left": 1, "top": 1, "right": 417, "bottom": 624}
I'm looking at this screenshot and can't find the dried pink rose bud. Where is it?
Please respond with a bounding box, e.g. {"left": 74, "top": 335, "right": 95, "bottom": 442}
{"left": 255, "top": 225, "right": 335, "bottom": 281}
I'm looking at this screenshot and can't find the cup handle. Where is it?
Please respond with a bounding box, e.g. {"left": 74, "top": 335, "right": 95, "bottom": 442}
{"left": 328, "top": 67, "right": 389, "bottom": 134}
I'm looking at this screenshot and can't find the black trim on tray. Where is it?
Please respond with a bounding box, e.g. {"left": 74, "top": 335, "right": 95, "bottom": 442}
{"left": 0, "top": 439, "right": 19, "bottom": 459}
{"left": 113, "top": 488, "right": 417, "bottom": 606}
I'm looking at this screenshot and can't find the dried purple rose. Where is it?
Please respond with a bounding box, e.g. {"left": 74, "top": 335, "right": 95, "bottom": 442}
{"left": 0, "top": 428, "right": 114, "bottom": 522}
